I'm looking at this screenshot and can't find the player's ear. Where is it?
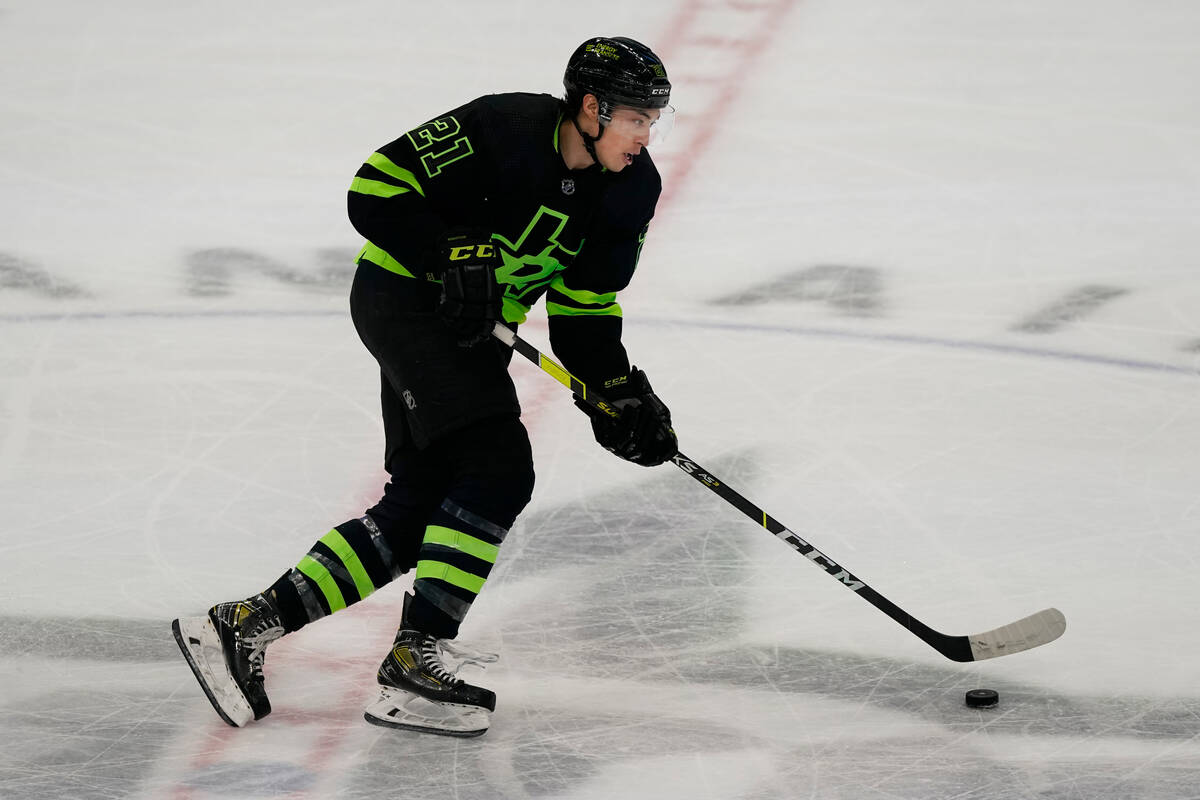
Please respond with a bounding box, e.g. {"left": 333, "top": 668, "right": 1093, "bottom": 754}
{"left": 581, "top": 93, "right": 599, "bottom": 120}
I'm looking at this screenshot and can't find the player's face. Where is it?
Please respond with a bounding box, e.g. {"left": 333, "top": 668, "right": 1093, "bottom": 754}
{"left": 595, "top": 106, "right": 672, "bottom": 171}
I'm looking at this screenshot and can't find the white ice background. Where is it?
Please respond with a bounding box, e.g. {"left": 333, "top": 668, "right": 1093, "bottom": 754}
{"left": 2, "top": 1, "right": 1199, "bottom": 798}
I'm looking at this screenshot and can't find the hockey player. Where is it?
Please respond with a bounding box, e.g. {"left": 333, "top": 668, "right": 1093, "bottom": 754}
{"left": 173, "top": 36, "right": 678, "bottom": 737}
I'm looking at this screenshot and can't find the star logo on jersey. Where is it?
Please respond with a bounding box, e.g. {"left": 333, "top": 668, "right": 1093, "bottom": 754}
{"left": 561, "top": 179, "right": 575, "bottom": 196}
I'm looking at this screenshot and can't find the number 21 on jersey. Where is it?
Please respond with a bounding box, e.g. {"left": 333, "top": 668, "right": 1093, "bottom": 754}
{"left": 406, "top": 116, "right": 474, "bottom": 179}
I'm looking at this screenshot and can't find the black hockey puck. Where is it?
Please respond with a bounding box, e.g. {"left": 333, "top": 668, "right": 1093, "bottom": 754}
{"left": 965, "top": 689, "right": 999, "bottom": 708}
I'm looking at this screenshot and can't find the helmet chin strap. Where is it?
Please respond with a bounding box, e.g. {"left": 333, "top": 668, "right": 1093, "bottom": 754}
{"left": 571, "top": 99, "right": 611, "bottom": 166}
{"left": 570, "top": 113, "right": 603, "bottom": 165}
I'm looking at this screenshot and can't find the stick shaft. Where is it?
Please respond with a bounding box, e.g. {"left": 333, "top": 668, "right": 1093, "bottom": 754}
{"left": 493, "top": 323, "right": 1065, "bottom": 662}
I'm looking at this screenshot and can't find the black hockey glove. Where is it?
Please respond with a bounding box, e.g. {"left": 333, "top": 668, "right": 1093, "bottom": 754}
{"left": 578, "top": 367, "right": 678, "bottom": 467}
{"left": 436, "top": 229, "right": 502, "bottom": 347}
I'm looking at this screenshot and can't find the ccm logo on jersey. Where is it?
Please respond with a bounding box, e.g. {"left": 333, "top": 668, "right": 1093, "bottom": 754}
{"left": 448, "top": 244, "right": 495, "bottom": 260}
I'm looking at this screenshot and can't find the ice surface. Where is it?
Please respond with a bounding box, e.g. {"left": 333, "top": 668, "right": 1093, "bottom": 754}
{"left": 3, "top": 1, "right": 1199, "bottom": 798}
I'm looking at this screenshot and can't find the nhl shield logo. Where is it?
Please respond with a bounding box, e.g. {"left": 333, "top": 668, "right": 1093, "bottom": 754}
{"left": 561, "top": 178, "right": 576, "bottom": 196}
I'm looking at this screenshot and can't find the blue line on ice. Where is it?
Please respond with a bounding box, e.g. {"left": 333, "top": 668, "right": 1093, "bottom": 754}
{"left": 1, "top": 308, "right": 1196, "bottom": 378}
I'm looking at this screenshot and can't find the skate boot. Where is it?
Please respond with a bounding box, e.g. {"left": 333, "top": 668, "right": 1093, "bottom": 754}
{"left": 364, "top": 595, "right": 498, "bottom": 737}
{"left": 172, "top": 593, "right": 284, "bottom": 727}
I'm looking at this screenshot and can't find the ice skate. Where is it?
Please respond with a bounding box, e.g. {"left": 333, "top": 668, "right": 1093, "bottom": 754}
{"left": 364, "top": 595, "right": 498, "bottom": 737}
{"left": 172, "top": 593, "right": 284, "bottom": 727}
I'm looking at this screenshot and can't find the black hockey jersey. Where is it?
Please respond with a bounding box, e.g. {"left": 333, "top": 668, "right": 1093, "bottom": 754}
{"left": 347, "top": 92, "right": 662, "bottom": 389}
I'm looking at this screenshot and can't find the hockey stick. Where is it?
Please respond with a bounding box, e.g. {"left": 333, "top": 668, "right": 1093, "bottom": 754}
{"left": 492, "top": 323, "right": 1066, "bottom": 662}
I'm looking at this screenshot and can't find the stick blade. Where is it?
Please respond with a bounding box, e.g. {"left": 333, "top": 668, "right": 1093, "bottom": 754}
{"left": 967, "top": 607, "right": 1066, "bottom": 661}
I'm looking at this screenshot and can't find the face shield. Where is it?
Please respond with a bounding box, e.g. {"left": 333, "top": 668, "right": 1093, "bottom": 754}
{"left": 600, "top": 103, "right": 676, "bottom": 147}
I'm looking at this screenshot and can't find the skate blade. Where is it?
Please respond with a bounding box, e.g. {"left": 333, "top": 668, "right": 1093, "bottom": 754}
{"left": 363, "top": 686, "right": 491, "bottom": 738}
{"left": 172, "top": 616, "right": 254, "bottom": 728}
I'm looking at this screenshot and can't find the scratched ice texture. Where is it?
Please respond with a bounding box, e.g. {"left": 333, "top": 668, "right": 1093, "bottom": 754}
{"left": 2, "top": 1, "right": 1199, "bottom": 798}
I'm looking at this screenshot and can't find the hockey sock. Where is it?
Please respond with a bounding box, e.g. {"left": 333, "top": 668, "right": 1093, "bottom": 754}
{"left": 266, "top": 515, "right": 402, "bottom": 633}
{"left": 407, "top": 499, "right": 508, "bottom": 639}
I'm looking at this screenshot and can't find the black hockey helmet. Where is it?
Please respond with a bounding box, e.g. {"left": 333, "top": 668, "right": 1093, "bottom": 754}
{"left": 563, "top": 36, "right": 671, "bottom": 114}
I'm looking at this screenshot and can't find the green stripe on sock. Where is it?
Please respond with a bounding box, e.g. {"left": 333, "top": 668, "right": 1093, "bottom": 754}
{"left": 415, "top": 561, "right": 487, "bottom": 595}
{"left": 320, "top": 528, "right": 376, "bottom": 601}
{"left": 297, "top": 555, "right": 347, "bottom": 612}
{"left": 422, "top": 525, "right": 500, "bottom": 564}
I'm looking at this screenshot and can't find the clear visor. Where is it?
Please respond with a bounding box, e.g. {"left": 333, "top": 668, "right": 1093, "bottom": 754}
{"left": 601, "top": 104, "right": 675, "bottom": 147}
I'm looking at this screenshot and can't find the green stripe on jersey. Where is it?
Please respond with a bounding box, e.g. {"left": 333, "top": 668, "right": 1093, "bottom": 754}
{"left": 357, "top": 242, "right": 418, "bottom": 279}
{"left": 349, "top": 176, "right": 413, "bottom": 199}
{"left": 502, "top": 296, "right": 531, "bottom": 324}
{"left": 365, "top": 152, "right": 426, "bottom": 196}
{"left": 550, "top": 280, "right": 617, "bottom": 307}
{"left": 546, "top": 300, "right": 623, "bottom": 318}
